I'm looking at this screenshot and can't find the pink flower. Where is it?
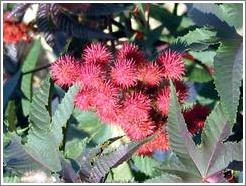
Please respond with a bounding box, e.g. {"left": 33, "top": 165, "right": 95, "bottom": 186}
{"left": 78, "top": 63, "right": 104, "bottom": 88}
{"left": 50, "top": 55, "right": 81, "bottom": 87}
{"left": 183, "top": 104, "right": 210, "bottom": 134}
{"left": 117, "top": 42, "right": 145, "bottom": 64}
{"left": 157, "top": 49, "right": 185, "bottom": 80}
{"left": 82, "top": 42, "right": 112, "bottom": 65}
{"left": 137, "top": 62, "right": 162, "bottom": 86}
{"left": 74, "top": 86, "right": 96, "bottom": 111}
{"left": 111, "top": 59, "right": 138, "bottom": 88}
{"left": 137, "top": 127, "right": 169, "bottom": 156}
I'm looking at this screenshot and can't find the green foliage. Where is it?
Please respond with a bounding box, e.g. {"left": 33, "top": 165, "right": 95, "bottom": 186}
{"left": 185, "top": 59, "right": 213, "bottom": 83}
{"left": 6, "top": 101, "right": 17, "bottom": 132}
{"left": 156, "top": 82, "right": 243, "bottom": 183}
{"left": 21, "top": 39, "right": 41, "bottom": 115}
{"left": 217, "top": 4, "right": 243, "bottom": 30}
{"left": 105, "top": 162, "right": 134, "bottom": 182}
{"left": 132, "top": 155, "right": 159, "bottom": 176}
{"left": 214, "top": 39, "right": 243, "bottom": 125}
{"left": 178, "top": 27, "right": 218, "bottom": 47}
{"left": 25, "top": 77, "right": 61, "bottom": 172}
{"left": 25, "top": 78, "right": 79, "bottom": 172}
{"left": 50, "top": 85, "right": 79, "bottom": 148}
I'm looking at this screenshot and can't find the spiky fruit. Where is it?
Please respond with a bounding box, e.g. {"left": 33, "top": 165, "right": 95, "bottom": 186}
{"left": 50, "top": 55, "right": 81, "bottom": 87}
{"left": 157, "top": 49, "right": 185, "bottom": 80}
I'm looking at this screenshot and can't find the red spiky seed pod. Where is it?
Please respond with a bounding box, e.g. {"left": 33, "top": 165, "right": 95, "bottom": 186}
{"left": 157, "top": 49, "right": 185, "bottom": 80}
{"left": 120, "top": 92, "right": 151, "bottom": 120}
{"left": 121, "top": 119, "right": 156, "bottom": 141}
{"left": 137, "top": 128, "right": 169, "bottom": 156}
{"left": 94, "top": 82, "right": 119, "bottom": 123}
{"left": 74, "top": 87, "right": 96, "bottom": 111}
{"left": 50, "top": 55, "right": 81, "bottom": 87}
{"left": 137, "top": 62, "right": 162, "bottom": 86}
{"left": 117, "top": 42, "right": 145, "bottom": 64}
{"left": 82, "top": 42, "right": 112, "bottom": 65}
{"left": 111, "top": 59, "right": 138, "bottom": 88}
{"left": 79, "top": 63, "right": 104, "bottom": 88}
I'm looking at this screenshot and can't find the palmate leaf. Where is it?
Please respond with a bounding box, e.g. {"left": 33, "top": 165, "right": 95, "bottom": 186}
{"left": 214, "top": 39, "right": 243, "bottom": 125}
{"left": 21, "top": 39, "right": 41, "bottom": 116}
{"left": 25, "top": 77, "right": 61, "bottom": 172}
{"left": 167, "top": 82, "right": 201, "bottom": 172}
{"left": 25, "top": 78, "right": 79, "bottom": 172}
{"left": 50, "top": 84, "right": 79, "bottom": 148}
{"left": 199, "top": 104, "right": 243, "bottom": 177}
{"left": 161, "top": 82, "right": 243, "bottom": 183}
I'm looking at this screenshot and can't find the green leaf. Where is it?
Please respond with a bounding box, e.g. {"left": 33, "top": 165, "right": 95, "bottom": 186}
{"left": 21, "top": 39, "right": 41, "bottom": 115}
{"left": 3, "top": 70, "right": 21, "bottom": 112}
{"left": 199, "top": 103, "right": 243, "bottom": 177}
{"left": 185, "top": 60, "right": 213, "bottom": 83}
{"left": 65, "top": 137, "right": 88, "bottom": 159}
{"left": 167, "top": 82, "right": 201, "bottom": 175}
{"left": 189, "top": 51, "right": 216, "bottom": 66}
{"left": 105, "top": 162, "right": 134, "bottom": 183}
{"left": 178, "top": 27, "right": 218, "bottom": 46}
{"left": 132, "top": 155, "right": 159, "bottom": 176}
{"left": 155, "top": 153, "right": 202, "bottom": 182}
{"left": 29, "top": 77, "right": 51, "bottom": 132}
{"left": 50, "top": 85, "right": 79, "bottom": 148}
{"left": 6, "top": 101, "right": 17, "bottom": 132}
{"left": 145, "top": 173, "right": 182, "bottom": 183}
{"left": 217, "top": 4, "right": 243, "bottom": 30}
{"left": 214, "top": 39, "right": 243, "bottom": 125}
{"left": 25, "top": 77, "right": 61, "bottom": 172}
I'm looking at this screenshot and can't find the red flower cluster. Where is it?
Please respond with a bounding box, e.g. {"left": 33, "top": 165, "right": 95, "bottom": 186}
{"left": 3, "top": 12, "right": 31, "bottom": 44}
{"left": 51, "top": 42, "right": 187, "bottom": 156}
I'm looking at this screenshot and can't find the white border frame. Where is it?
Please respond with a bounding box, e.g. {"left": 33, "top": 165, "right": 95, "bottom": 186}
{"left": 1, "top": 1, "right": 245, "bottom": 185}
